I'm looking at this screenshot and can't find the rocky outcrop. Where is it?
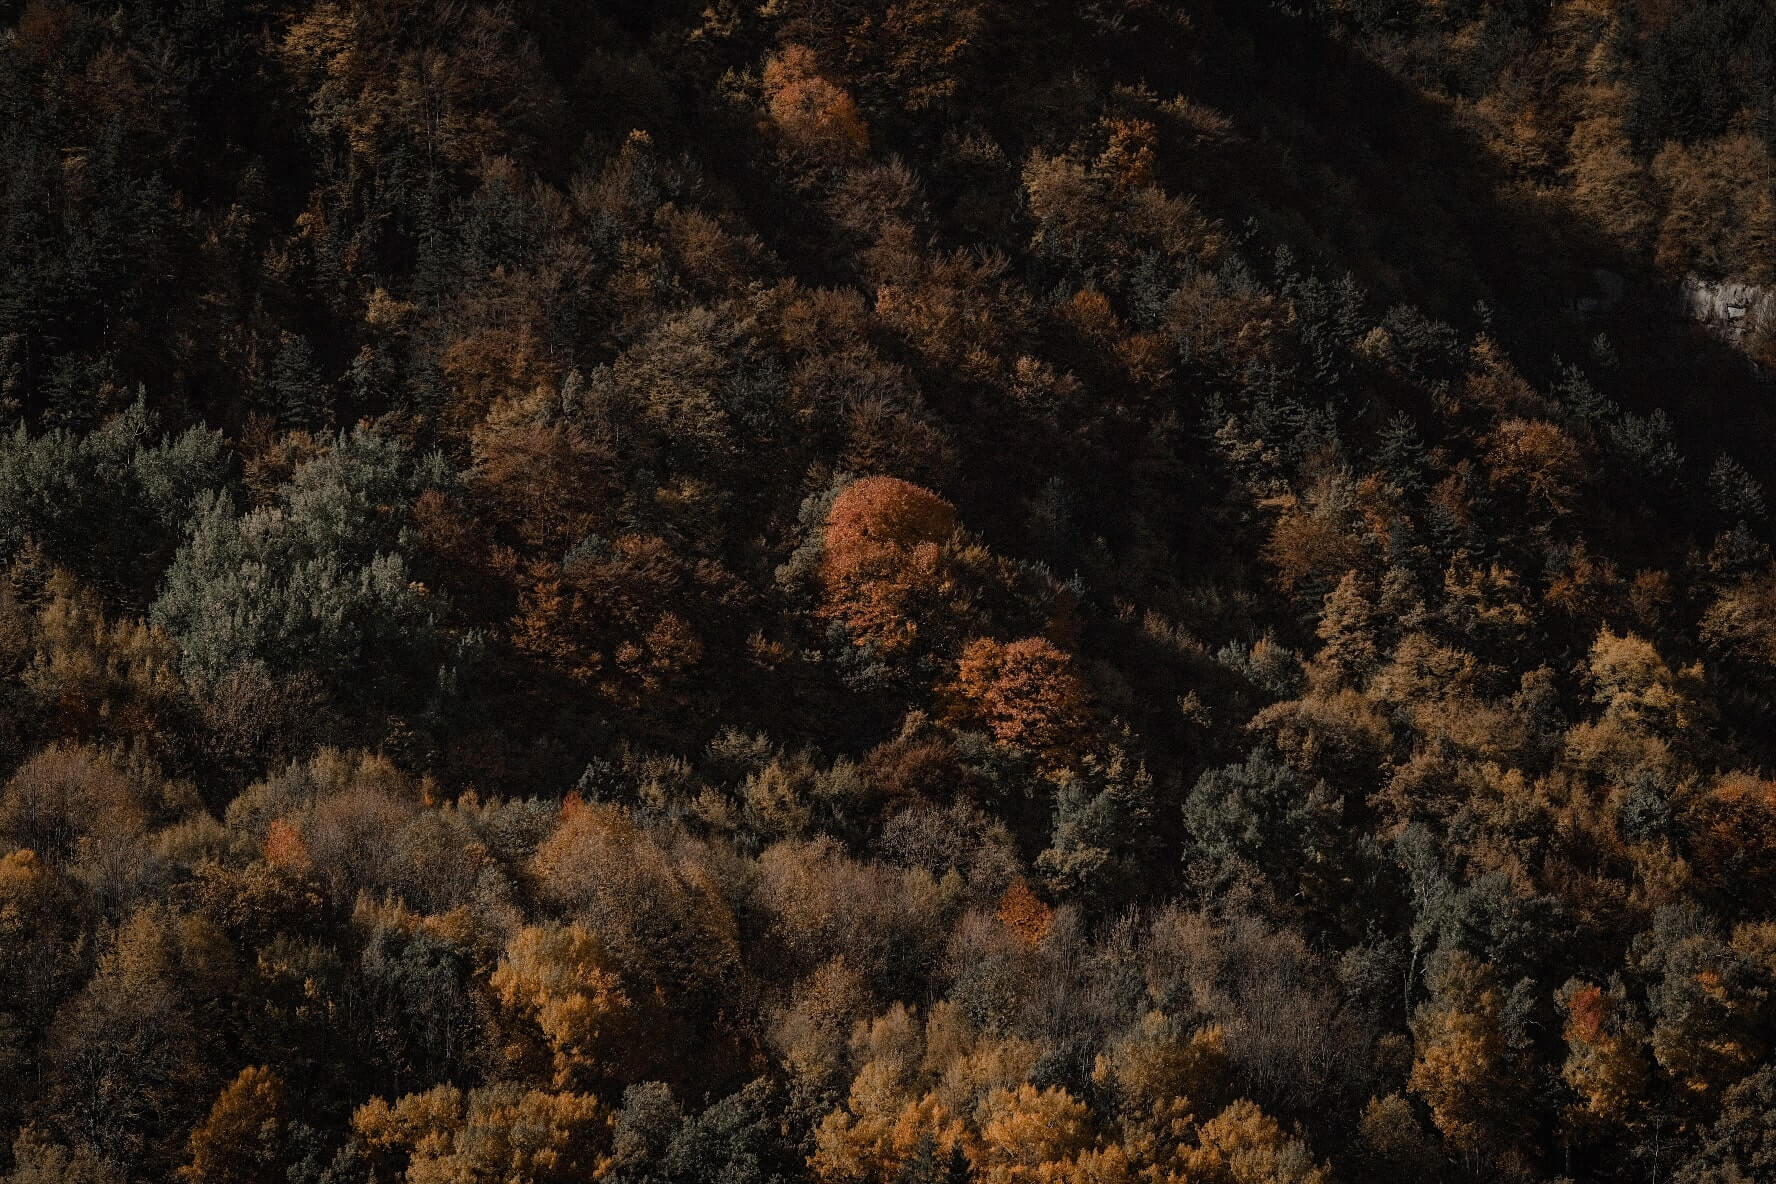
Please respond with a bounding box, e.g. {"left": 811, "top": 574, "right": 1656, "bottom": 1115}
{"left": 1681, "top": 276, "right": 1773, "bottom": 339}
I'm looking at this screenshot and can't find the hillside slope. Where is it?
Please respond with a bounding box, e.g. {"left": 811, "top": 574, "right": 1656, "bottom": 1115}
{"left": 1, "top": 2, "right": 1775, "bottom": 1181}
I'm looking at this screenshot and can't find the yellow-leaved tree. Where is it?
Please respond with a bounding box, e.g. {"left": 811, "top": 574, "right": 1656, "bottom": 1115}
{"left": 352, "top": 1084, "right": 606, "bottom": 1184}
{"left": 490, "top": 922, "right": 635, "bottom": 1089}
{"left": 179, "top": 1067, "right": 287, "bottom": 1184}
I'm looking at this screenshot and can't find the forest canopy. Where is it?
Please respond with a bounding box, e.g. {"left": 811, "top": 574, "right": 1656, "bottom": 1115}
{"left": 2, "top": 1, "right": 1776, "bottom": 1181}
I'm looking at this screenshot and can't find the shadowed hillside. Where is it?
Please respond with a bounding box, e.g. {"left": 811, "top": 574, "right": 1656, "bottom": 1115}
{"left": 1, "top": 2, "right": 1775, "bottom": 1181}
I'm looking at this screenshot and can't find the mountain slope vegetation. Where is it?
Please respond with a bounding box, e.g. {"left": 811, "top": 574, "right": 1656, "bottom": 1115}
{"left": 1, "top": 1, "right": 1775, "bottom": 1181}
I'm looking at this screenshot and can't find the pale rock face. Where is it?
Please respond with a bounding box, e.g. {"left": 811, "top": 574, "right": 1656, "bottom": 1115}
{"left": 1680, "top": 276, "right": 1773, "bottom": 338}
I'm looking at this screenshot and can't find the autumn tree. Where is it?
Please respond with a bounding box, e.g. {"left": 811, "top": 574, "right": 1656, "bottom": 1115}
{"left": 0, "top": 849, "right": 86, "bottom": 1134}
{"left": 952, "top": 636, "right": 1091, "bottom": 760}
{"left": 490, "top": 922, "right": 637, "bottom": 1089}
{"left": 1407, "top": 952, "right": 1536, "bottom": 1168}
{"left": 1632, "top": 906, "right": 1765, "bottom": 1105}
{"left": 45, "top": 907, "right": 234, "bottom": 1170}
{"left": 1485, "top": 417, "right": 1587, "bottom": 521}
{"left": 1556, "top": 978, "right": 1649, "bottom": 1135}
{"left": 179, "top": 1066, "right": 288, "bottom": 1184}
{"left": 764, "top": 46, "right": 871, "bottom": 164}
{"left": 1673, "top": 1065, "right": 1776, "bottom": 1184}
{"left": 1, "top": 1128, "right": 123, "bottom": 1184}
{"left": 974, "top": 1083, "right": 1093, "bottom": 1183}
{"left": 1177, "top": 1099, "right": 1331, "bottom": 1184}
{"left": 531, "top": 799, "right": 741, "bottom": 1015}
{"left": 352, "top": 1083, "right": 606, "bottom": 1184}
{"left": 819, "top": 476, "right": 960, "bottom": 656}
{"left": 1690, "top": 773, "right": 1776, "bottom": 912}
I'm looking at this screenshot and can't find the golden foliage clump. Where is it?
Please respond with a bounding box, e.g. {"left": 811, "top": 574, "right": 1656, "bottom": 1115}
{"left": 994, "top": 878, "right": 1053, "bottom": 950}
{"left": 179, "top": 1067, "right": 286, "bottom": 1184}
{"left": 1701, "top": 567, "right": 1776, "bottom": 667}
{"left": 490, "top": 923, "right": 635, "bottom": 1089}
{"left": 1567, "top": 109, "right": 1654, "bottom": 247}
{"left": 1691, "top": 773, "right": 1776, "bottom": 905}
{"left": 1650, "top": 135, "right": 1776, "bottom": 283}
{"left": 1556, "top": 979, "right": 1649, "bottom": 1130}
{"left": 764, "top": 46, "right": 870, "bottom": 163}
{"left": 1584, "top": 628, "right": 1710, "bottom": 740}
{"left": 1096, "top": 118, "right": 1158, "bottom": 196}
{"left": 1408, "top": 954, "right": 1532, "bottom": 1161}
{"left": 26, "top": 572, "right": 183, "bottom": 742}
{"left": 1175, "top": 1099, "right": 1330, "bottom": 1184}
{"left": 810, "top": 1001, "right": 1046, "bottom": 1183}
{"left": 352, "top": 1083, "right": 606, "bottom": 1184}
{"left": 530, "top": 799, "right": 740, "bottom": 998}
{"left": 1485, "top": 418, "right": 1586, "bottom": 518}
{"left": 1092, "top": 1012, "right": 1228, "bottom": 1122}
{"left": 974, "top": 1083, "right": 1093, "bottom": 1182}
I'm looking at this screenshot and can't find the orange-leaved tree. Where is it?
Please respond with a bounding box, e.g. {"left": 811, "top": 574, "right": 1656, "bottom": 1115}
{"left": 952, "top": 636, "right": 1091, "bottom": 761}
{"left": 819, "top": 476, "right": 960, "bottom": 656}
{"left": 764, "top": 45, "right": 870, "bottom": 164}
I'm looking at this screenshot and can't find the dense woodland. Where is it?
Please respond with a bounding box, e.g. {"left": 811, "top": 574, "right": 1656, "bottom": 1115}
{"left": 4, "top": 0, "right": 1776, "bottom": 1180}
